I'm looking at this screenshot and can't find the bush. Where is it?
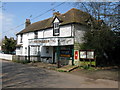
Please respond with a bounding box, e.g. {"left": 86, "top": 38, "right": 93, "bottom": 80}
{"left": 81, "top": 29, "right": 120, "bottom": 67}
{"left": 12, "top": 60, "right": 30, "bottom": 64}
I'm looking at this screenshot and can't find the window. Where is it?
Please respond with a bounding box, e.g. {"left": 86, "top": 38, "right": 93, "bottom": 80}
{"left": 34, "top": 31, "right": 38, "bottom": 39}
{"left": 53, "top": 22, "right": 59, "bottom": 36}
{"left": 20, "top": 34, "right": 23, "bottom": 43}
{"left": 25, "top": 47, "right": 27, "bottom": 54}
{"left": 46, "top": 47, "right": 49, "bottom": 53}
{"left": 54, "top": 22, "right": 59, "bottom": 29}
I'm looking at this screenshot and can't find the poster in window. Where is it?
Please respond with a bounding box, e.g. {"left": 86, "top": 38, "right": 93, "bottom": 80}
{"left": 87, "top": 51, "right": 94, "bottom": 59}
{"left": 80, "top": 51, "right": 86, "bottom": 59}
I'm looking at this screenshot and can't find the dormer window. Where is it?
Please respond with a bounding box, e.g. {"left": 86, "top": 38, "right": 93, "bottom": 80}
{"left": 34, "top": 31, "right": 38, "bottom": 39}
{"left": 54, "top": 22, "right": 59, "bottom": 29}
{"left": 53, "top": 16, "right": 60, "bottom": 36}
{"left": 53, "top": 22, "right": 59, "bottom": 36}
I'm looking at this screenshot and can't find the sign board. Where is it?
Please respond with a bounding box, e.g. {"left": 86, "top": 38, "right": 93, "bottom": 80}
{"left": 80, "top": 51, "right": 86, "bottom": 59}
{"left": 29, "top": 38, "right": 58, "bottom": 46}
{"left": 74, "top": 50, "right": 79, "bottom": 61}
{"left": 87, "top": 51, "right": 94, "bottom": 59}
{"left": 80, "top": 50, "right": 95, "bottom": 59}
{"left": 60, "top": 50, "right": 72, "bottom": 57}
{"left": 29, "top": 37, "right": 74, "bottom": 46}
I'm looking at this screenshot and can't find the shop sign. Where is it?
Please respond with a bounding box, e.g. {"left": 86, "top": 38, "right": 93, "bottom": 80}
{"left": 29, "top": 37, "right": 74, "bottom": 46}
{"left": 60, "top": 50, "right": 72, "bottom": 57}
{"left": 29, "top": 38, "right": 58, "bottom": 46}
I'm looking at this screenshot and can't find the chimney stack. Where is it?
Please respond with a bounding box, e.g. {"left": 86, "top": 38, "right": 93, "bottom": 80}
{"left": 25, "top": 19, "right": 31, "bottom": 28}
{"left": 53, "top": 11, "right": 61, "bottom": 16}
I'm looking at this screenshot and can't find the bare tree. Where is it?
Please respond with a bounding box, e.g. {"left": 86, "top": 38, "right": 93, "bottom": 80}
{"left": 74, "top": 2, "right": 119, "bottom": 32}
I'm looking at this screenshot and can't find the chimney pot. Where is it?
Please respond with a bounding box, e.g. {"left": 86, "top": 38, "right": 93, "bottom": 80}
{"left": 53, "top": 11, "right": 61, "bottom": 16}
{"left": 25, "top": 19, "right": 31, "bottom": 28}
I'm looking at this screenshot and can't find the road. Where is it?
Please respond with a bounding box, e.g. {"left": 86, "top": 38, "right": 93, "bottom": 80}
{"left": 1, "top": 59, "right": 118, "bottom": 88}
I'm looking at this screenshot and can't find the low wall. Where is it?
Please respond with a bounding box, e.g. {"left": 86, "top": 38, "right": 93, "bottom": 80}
{"left": 0, "top": 53, "right": 13, "bottom": 60}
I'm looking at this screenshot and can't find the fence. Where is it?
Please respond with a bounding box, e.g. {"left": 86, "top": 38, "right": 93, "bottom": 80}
{"left": 12, "top": 55, "right": 41, "bottom": 62}
{"left": 0, "top": 53, "right": 13, "bottom": 60}
{"left": 0, "top": 54, "right": 71, "bottom": 66}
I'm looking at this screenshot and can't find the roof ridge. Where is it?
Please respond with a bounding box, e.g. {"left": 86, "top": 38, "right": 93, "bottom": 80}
{"left": 26, "top": 8, "right": 81, "bottom": 27}
{"left": 17, "top": 8, "right": 94, "bottom": 35}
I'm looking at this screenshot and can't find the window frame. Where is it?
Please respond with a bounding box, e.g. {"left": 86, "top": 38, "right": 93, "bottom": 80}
{"left": 53, "top": 22, "right": 60, "bottom": 36}
{"left": 34, "top": 31, "right": 38, "bottom": 39}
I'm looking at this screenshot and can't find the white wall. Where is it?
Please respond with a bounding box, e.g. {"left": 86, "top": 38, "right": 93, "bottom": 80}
{"left": 17, "top": 35, "right": 21, "bottom": 45}
{"left": 16, "top": 47, "right": 23, "bottom": 55}
{"left": 38, "top": 30, "right": 43, "bottom": 38}
{"left": 16, "top": 32, "right": 35, "bottom": 55}
{"left": 16, "top": 24, "right": 73, "bottom": 56}
{"left": 40, "top": 46, "right": 53, "bottom": 57}
{"left": 59, "top": 25, "right": 72, "bottom": 37}
{"left": 74, "top": 24, "right": 88, "bottom": 44}
{"left": 40, "top": 24, "right": 72, "bottom": 38}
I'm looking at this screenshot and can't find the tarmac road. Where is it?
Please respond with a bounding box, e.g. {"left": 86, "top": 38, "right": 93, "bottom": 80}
{"left": 1, "top": 59, "right": 118, "bottom": 88}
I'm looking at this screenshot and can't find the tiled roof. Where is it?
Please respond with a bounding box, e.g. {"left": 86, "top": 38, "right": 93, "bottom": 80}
{"left": 17, "top": 8, "right": 96, "bottom": 35}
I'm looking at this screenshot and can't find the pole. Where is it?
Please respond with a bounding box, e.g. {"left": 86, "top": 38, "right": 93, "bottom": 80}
{"left": 28, "top": 46, "right": 30, "bottom": 63}
{"left": 57, "top": 39, "right": 60, "bottom": 68}
{"left": 72, "top": 48, "right": 74, "bottom": 66}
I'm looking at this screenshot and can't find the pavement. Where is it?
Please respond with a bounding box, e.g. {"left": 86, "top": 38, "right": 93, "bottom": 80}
{"left": 1, "top": 59, "right": 119, "bottom": 88}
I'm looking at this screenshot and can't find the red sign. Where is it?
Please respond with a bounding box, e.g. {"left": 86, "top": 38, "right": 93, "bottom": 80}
{"left": 75, "top": 51, "right": 78, "bottom": 59}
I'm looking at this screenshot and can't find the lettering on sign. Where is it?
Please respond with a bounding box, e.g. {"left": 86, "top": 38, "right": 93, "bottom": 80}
{"left": 29, "top": 37, "right": 74, "bottom": 46}
{"left": 29, "top": 38, "right": 58, "bottom": 46}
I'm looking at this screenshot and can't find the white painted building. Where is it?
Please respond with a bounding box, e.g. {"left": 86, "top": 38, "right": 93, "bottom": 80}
{"left": 16, "top": 8, "right": 95, "bottom": 65}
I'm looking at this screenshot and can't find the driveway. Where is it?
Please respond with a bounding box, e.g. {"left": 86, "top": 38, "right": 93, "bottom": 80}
{"left": 1, "top": 59, "right": 118, "bottom": 88}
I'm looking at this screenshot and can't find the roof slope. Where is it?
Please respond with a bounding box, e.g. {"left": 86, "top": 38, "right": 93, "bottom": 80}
{"left": 17, "top": 8, "right": 93, "bottom": 35}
